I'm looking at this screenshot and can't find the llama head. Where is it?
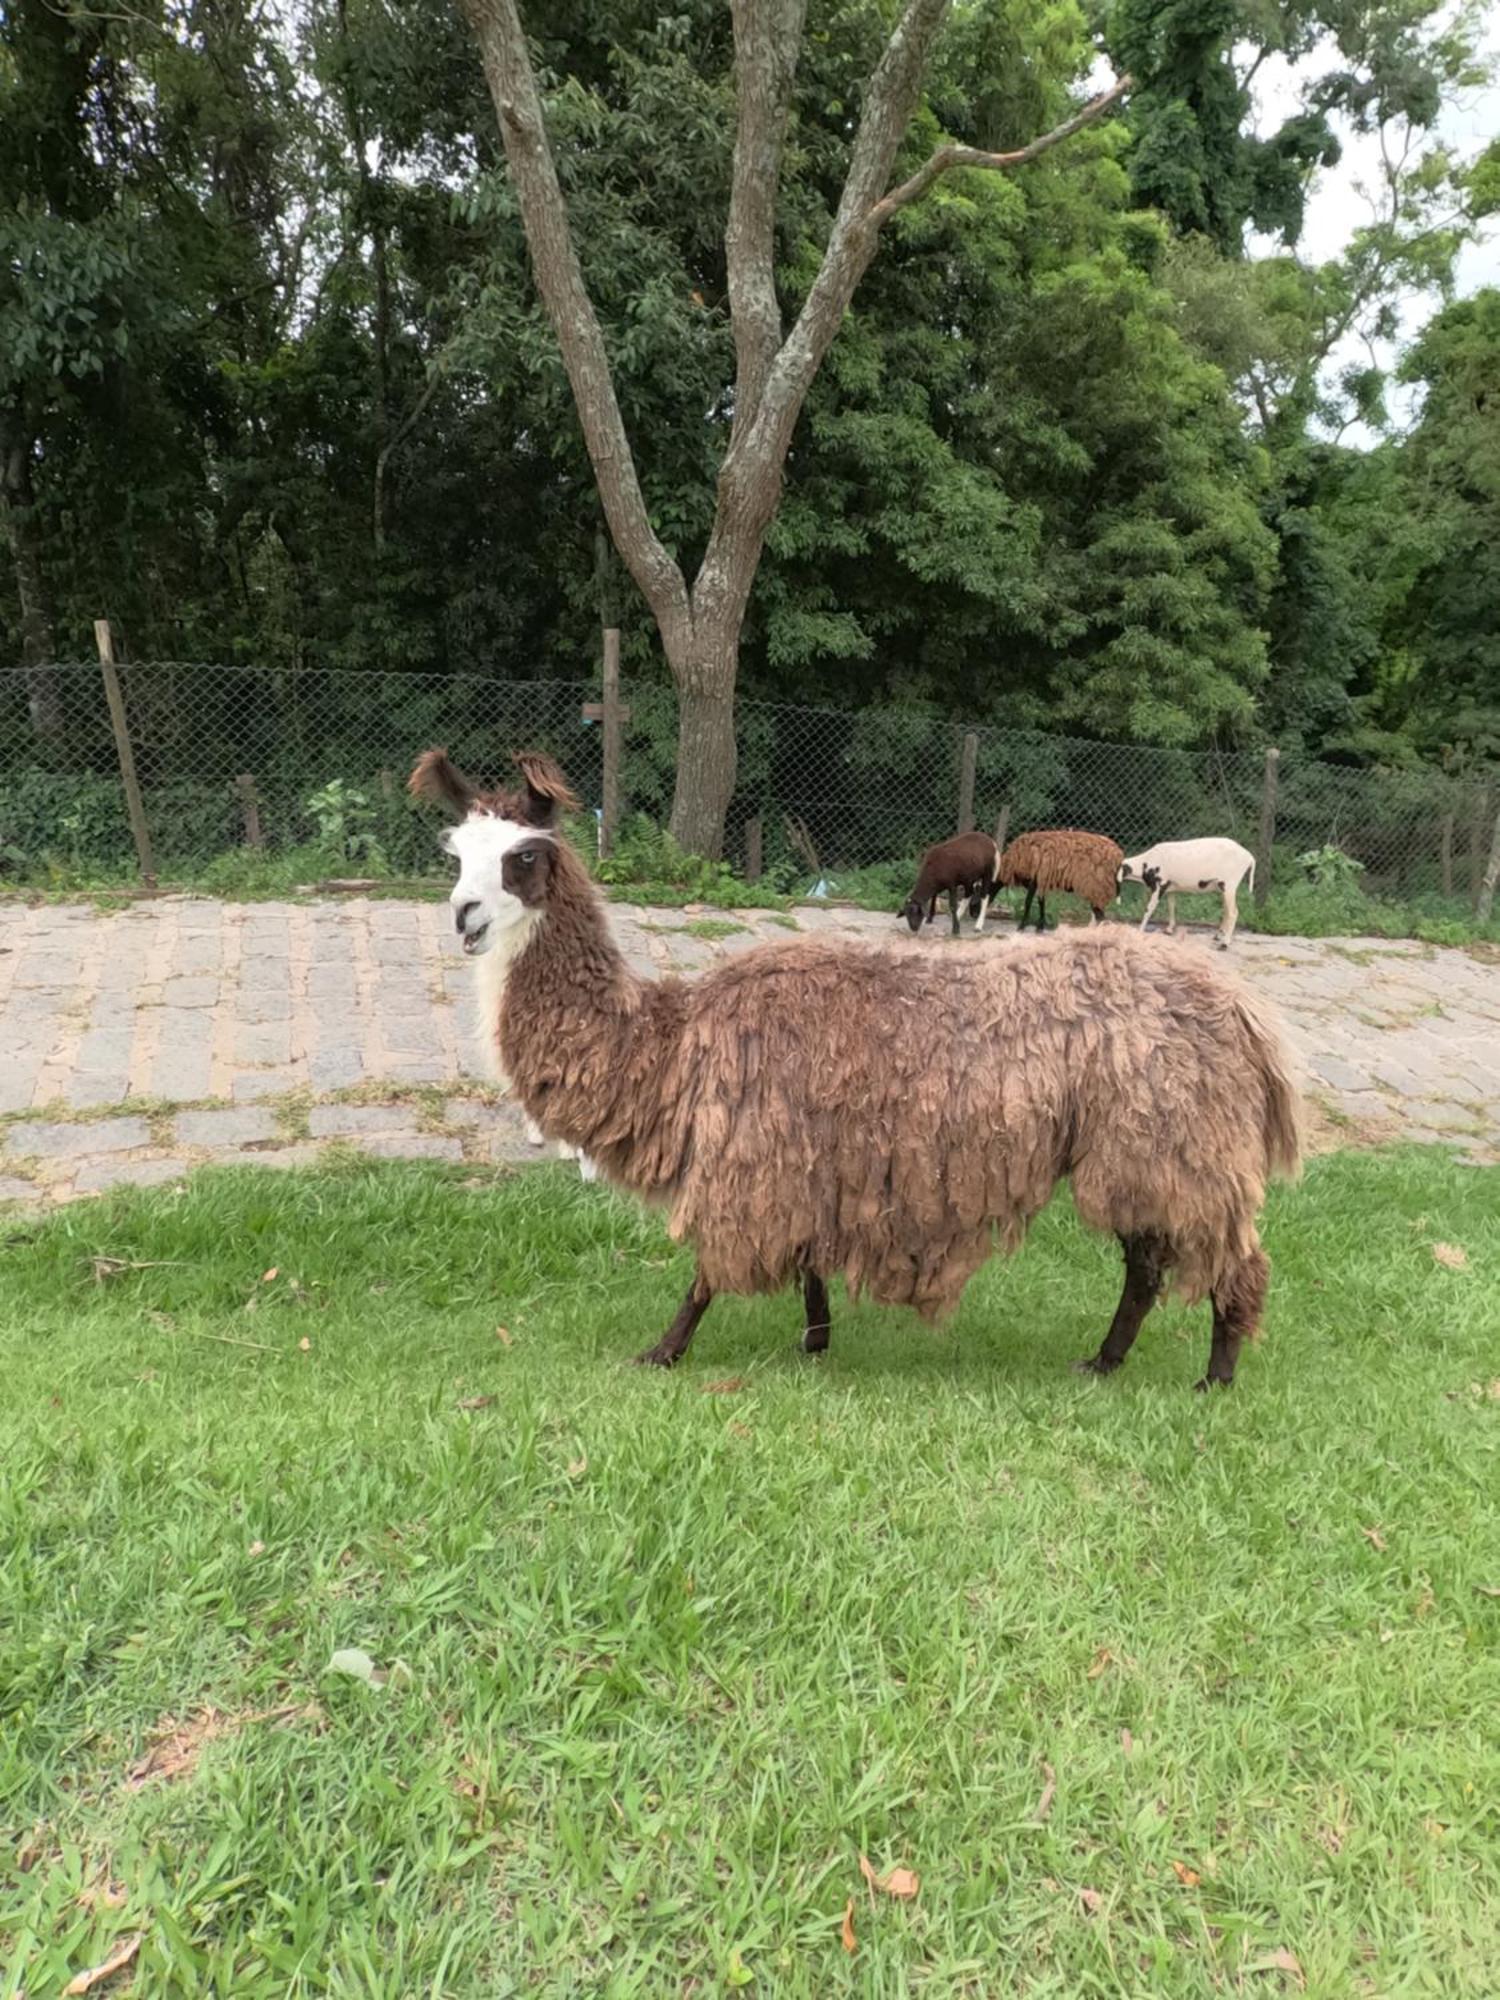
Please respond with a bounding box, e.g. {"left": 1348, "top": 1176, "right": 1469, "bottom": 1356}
{"left": 409, "top": 748, "right": 581, "bottom": 957}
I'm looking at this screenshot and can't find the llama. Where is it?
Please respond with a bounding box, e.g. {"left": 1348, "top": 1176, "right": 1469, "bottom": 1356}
{"left": 902, "top": 831, "right": 1000, "bottom": 936}
{"left": 997, "top": 829, "right": 1123, "bottom": 931}
{"left": 409, "top": 748, "right": 1302, "bottom": 1389}
{"left": 1119, "top": 838, "right": 1256, "bottom": 949}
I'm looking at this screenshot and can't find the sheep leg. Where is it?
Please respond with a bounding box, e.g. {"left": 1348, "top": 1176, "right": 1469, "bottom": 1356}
{"left": 633, "top": 1271, "right": 713, "bottom": 1368}
{"left": 802, "top": 1272, "right": 832, "bottom": 1354}
{"left": 1074, "top": 1233, "right": 1167, "bottom": 1377}
{"left": 1197, "top": 1244, "right": 1268, "bottom": 1390}
{"left": 1218, "top": 882, "right": 1239, "bottom": 948}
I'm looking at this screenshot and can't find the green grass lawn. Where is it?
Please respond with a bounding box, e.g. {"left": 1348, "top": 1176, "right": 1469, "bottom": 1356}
{"left": 3, "top": 1151, "right": 1498, "bottom": 1997}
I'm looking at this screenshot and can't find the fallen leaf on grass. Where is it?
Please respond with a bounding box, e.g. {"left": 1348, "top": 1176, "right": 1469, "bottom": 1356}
{"left": 494, "top": 1325, "right": 512, "bottom": 1346}
{"left": 1171, "top": 1859, "right": 1200, "bottom": 1887}
{"left": 1086, "top": 1646, "right": 1114, "bottom": 1680}
{"left": 1032, "top": 1761, "right": 1057, "bottom": 1823}
{"left": 456, "top": 1394, "right": 493, "bottom": 1411}
{"left": 1079, "top": 1887, "right": 1103, "bottom": 1916}
{"left": 261, "top": 1266, "right": 279, "bottom": 1282}
{"left": 1475, "top": 1583, "right": 1500, "bottom": 1598}
{"left": 859, "top": 1854, "right": 919, "bottom": 1900}
{"left": 127, "top": 1708, "right": 233, "bottom": 1787}
{"left": 1246, "top": 1947, "right": 1305, "bottom": 1988}
{"left": 247, "top": 1540, "right": 265, "bottom": 1557}
{"left": 77, "top": 1878, "right": 127, "bottom": 1913}
{"left": 839, "top": 1898, "right": 859, "bottom": 1954}
{"left": 1120, "top": 1728, "right": 1135, "bottom": 1754}
{"left": 64, "top": 1933, "right": 141, "bottom": 1994}
{"left": 328, "top": 1647, "right": 386, "bottom": 1689}
{"left": 1361, "top": 1526, "right": 1388, "bottom": 1553}
{"left": 1431, "top": 1242, "right": 1468, "bottom": 1270}
{"left": 700, "top": 1377, "right": 747, "bottom": 1395}
{"left": 567, "top": 1456, "right": 588, "bottom": 1479}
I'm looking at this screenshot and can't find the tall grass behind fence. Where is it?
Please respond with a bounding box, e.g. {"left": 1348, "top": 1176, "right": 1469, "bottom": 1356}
{"left": 1, "top": 660, "right": 1495, "bottom": 908}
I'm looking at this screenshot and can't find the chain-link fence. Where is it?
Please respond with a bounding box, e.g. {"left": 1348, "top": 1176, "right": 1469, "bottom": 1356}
{"left": 2, "top": 660, "right": 1496, "bottom": 913}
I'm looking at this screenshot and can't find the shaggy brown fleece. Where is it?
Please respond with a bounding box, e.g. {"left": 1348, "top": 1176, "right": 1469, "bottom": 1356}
{"left": 999, "top": 829, "right": 1124, "bottom": 919}
{"left": 414, "top": 754, "right": 1302, "bottom": 1360}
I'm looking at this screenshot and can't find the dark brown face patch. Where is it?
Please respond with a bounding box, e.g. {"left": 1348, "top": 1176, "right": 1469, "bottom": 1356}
{"left": 500, "top": 839, "right": 555, "bottom": 906}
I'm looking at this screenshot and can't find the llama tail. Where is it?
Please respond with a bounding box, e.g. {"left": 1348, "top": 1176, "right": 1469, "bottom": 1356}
{"left": 1234, "top": 990, "right": 1303, "bottom": 1182}
{"left": 1247, "top": 854, "right": 1256, "bottom": 898}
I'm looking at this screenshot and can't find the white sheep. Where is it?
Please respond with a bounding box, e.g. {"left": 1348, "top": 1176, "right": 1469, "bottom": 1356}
{"left": 1118, "top": 838, "right": 1256, "bottom": 949}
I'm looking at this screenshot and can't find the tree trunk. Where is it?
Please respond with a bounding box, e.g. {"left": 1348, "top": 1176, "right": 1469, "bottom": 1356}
{"left": 1, "top": 426, "right": 63, "bottom": 739}
{"left": 667, "top": 638, "right": 739, "bottom": 859}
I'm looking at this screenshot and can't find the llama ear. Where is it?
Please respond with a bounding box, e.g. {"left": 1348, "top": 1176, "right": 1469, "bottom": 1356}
{"left": 512, "top": 750, "right": 580, "bottom": 826}
{"left": 408, "top": 748, "right": 478, "bottom": 817}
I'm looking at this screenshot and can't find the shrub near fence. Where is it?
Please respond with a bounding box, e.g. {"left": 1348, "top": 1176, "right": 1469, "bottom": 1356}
{"left": 1, "top": 660, "right": 1497, "bottom": 920}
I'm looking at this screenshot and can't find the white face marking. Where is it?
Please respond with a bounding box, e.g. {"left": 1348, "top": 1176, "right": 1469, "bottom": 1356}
{"left": 445, "top": 814, "right": 548, "bottom": 957}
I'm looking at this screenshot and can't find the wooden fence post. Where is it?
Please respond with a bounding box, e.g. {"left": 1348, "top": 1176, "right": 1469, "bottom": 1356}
{"left": 600, "top": 626, "right": 621, "bottom": 859}
{"left": 234, "top": 773, "right": 264, "bottom": 849}
{"left": 1255, "top": 745, "right": 1279, "bottom": 909}
{"left": 1439, "top": 811, "right": 1454, "bottom": 899}
{"left": 744, "top": 814, "right": 763, "bottom": 884}
{"left": 1477, "top": 804, "right": 1500, "bottom": 926}
{"left": 1472, "top": 786, "right": 1492, "bottom": 908}
{"left": 993, "top": 803, "right": 1010, "bottom": 857}
{"left": 957, "top": 730, "right": 978, "bottom": 834}
{"left": 94, "top": 618, "right": 156, "bottom": 889}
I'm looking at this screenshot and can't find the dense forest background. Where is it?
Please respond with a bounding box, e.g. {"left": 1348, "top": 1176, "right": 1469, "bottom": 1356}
{"left": 2, "top": 0, "right": 1498, "bottom": 776}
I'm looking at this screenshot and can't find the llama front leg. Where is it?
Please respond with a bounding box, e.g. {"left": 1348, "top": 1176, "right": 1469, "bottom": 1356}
{"left": 948, "top": 885, "right": 961, "bottom": 937}
{"left": 972, "top": 889, "right": 992, "bottom": 934}
{"left": 1075, "top": 1233, "right": 1167, "bottom": 1376}
{"left": 633, "top": 1269, "right": 714, "bottom": 1368}
{"left": 1018, "top": 885, "right": 1036, "bottom": 931}
{"left": 1166, "top": 890, "right": 1179, "bottom": 936}
{"left": 1198, "top": 1243, "right": 1267, "bottom": 1390}
{"left": 802, "top": 1271, "right": 832, "bottom": 1354}
{"left": 1139, "top": 885, "right": 1162, "bottom": 932}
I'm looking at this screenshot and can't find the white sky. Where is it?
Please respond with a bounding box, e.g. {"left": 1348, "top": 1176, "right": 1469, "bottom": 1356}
{"left": 1245, "top": 9, "right": 1499, "bottom": 436}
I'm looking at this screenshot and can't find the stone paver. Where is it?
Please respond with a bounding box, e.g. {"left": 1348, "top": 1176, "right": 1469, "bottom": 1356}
{"left": 175, "top": 1106, "right": 279, "bottom": 1147}
{"left": 8, "top": 1115, "right": 153, "bottom": 1158}
{"left": 0, "top": 892, "right": 1496, "bottom": 1204}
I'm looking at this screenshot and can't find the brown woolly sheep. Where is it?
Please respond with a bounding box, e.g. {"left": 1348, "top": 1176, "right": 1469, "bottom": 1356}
{"left": 999, "top": 829, "right": 1123, "bottom": 930}
{"left": 410, "top": 748, "right": 1302, "bottom": 1389}
{"left": 902, "top": 831, "right": 1001, "bottom": 936}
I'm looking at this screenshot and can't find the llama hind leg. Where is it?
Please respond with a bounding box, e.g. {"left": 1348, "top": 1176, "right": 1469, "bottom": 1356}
{"left": 633, "top": 1270, "right": 714, "bottom": 1368}
{"left": 1198, "top": 1243, "right": 1268, "bottom": 1390}
{"left": 802, "top": 1271, "right": 832, "bottom": 1354}
{"left": 1075, "top": 1233, "right": 1168, "bottom": 1376}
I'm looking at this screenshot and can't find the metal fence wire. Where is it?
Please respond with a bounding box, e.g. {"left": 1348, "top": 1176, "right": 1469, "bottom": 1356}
{"left": 1, "top": 660, "right": 1495, "bottom": 910}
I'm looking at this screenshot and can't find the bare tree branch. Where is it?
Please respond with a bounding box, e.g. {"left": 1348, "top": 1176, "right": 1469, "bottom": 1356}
{"left": 698, "top": 0, "right": 954, "bottom": 628}
{"left": 455, "top": 0, "right": 691, "bottom": 641}
{"left": 867, "top": 70, "right": 1134, "bottom": 228}
{"left": 375, "top": 358, "right": 448, "bottom": 551}
{"left": 726, "top": 0, "right": 808, "bottom": 444}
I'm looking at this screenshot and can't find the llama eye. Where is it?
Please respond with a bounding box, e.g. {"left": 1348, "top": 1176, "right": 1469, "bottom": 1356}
{"left": 517, "top": 848, "right": 536, "bottom": 865}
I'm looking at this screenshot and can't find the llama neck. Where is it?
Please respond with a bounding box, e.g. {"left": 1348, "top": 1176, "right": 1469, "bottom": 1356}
{"left": 499, "top": 855, "right": 640, "bottom": 1069}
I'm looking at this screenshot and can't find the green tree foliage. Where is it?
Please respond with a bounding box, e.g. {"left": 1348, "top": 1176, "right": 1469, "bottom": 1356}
{"left": 0, "top": 0, "right": 1496, "bottom": 791}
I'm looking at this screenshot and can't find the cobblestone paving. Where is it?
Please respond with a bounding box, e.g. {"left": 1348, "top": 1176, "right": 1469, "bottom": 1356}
{"left": 0, "top": 895, "right": 1495, "bottom": 1204}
